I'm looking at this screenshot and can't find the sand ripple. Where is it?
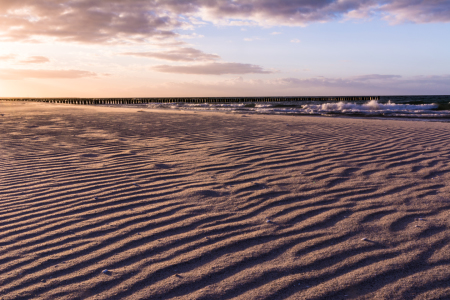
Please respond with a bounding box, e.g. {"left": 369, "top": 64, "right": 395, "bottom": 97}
{"left": 0, "top": 102, "right": 449, "bottom": 299}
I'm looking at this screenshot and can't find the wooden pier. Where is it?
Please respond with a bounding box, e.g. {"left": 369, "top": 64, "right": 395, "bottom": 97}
{"left": 1, "top": 96, "right": 379, "bottom": 105}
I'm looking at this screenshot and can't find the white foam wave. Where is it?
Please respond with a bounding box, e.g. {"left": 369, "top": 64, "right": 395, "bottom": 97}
{"left": 302, "top": 100, "right": 438, "bottom": 114}
{"left": 144, "top": 100, "right": 450, "bottom": 120}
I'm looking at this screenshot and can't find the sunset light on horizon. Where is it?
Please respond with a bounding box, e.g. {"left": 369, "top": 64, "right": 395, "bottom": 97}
{"left": 1, "top": 0, "right": 449, "bottom": 98}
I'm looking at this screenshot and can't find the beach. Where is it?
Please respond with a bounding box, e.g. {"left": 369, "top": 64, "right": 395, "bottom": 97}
{"left": 1, "top": 101, "right": 449, "bottom": 299}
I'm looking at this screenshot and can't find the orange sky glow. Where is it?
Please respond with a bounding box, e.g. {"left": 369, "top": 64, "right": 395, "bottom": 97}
{"left": 1, "top": 1, "right": 449, "bottom": 97}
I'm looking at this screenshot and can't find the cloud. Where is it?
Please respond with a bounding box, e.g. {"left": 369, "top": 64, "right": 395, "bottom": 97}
{"left": 0, "top": 54, "right": 16, "bottom": 60}
{"left": 178, "top": 33, "right": 205, "bottom": 39}
{"left": 19, "top": 56, "right": 50, "bottom": 64}
{"left": 380, "top": 0, "right": 450, "bottom": 24}
{"left": 352, "top": 74, "right": 402, "bottom": 81}
{"left": 195, "top": 1, "right": 450, "bottom": 26}
{"left": 271, "top": 75, "right": 401, "bottom": 89}
{"left": 195, "top": 1, "right": 366, "bottom": 26}
{"left": 269, "top": 74, "right": 450, "bottom": 94}
{"left": 290, "top": 38, "right": 301, "bottom": 43}
{"left": 133, "top": 73, "right": 450, "bottom": 97}
{"left": 0, "top": 54, "right": 50, "bottom": 64}
{"left": 172, "top": 74, "right": 450, "bottom": 96}
{"left": 0, "top": 1, "right": 181, "bottom": 43}
{"left": 243, "top": 37, "right": 262, "bottom": 42}
{"left": 153, "top": 62, "right": 273, "bottom": 75}
{"left": 1, "top": 1, "right": 449, "bottom": 44}
{"left": 122, "top": 48, "right": 220, "bottom": 62}
{"left": 0, "top": 69, "right": 98, "bottom": 80}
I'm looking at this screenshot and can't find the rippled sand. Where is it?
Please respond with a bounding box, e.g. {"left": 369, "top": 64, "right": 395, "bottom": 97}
{"left": 1, "top": 101, "right": 449, "bottom": 300}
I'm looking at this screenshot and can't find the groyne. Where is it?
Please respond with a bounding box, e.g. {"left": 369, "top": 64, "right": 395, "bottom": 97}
{"left": 1, "top": 96, "right": 379, "bottom": 105}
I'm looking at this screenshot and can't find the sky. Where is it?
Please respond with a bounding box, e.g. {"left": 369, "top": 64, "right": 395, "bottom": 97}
{"left": 0, "top": 0, "right": 449, "bottom": 98}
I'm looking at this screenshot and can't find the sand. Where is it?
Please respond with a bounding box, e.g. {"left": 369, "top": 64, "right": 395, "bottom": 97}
{"left": 0, "top": 101, "right": 449, "bottom": 300}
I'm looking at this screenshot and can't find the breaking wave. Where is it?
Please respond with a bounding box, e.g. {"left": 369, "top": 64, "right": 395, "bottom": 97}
{"left": 143, "top": 97, "right": 450, "bottom": 121}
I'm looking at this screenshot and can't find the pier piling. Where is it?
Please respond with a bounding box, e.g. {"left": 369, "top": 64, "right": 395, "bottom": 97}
{"left": 1, "top": 96, "right": 380, "bottom": 105}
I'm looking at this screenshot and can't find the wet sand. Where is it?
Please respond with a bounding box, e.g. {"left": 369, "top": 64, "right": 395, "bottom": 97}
{"left": 1, "top": 101, "right": 449, "bottom": 300}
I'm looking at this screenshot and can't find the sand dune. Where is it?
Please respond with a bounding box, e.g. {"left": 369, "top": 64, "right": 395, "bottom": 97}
{"left": 1, "top": 101, "right": 449, "bottom": 300}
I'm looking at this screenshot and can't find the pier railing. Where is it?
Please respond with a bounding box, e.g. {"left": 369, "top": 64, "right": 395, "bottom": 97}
{"left": 1, "top": 96, "right": 379, "bottom": 105}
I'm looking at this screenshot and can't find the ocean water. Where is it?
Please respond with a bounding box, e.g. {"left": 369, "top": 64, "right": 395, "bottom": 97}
{"left": 140, "top": 95, "right": 450, "bottom": 122}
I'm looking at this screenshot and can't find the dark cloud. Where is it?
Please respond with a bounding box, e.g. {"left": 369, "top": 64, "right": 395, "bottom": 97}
{"left": 1, "top": 1, "right": 449, "bottom": 44}
{"left": 0, "top": 69, "right": 97, "bottom": 80}
{"left": 19, "top": 56, "right": 50, "bottom": 64}
{"left": 169, "top": 0, "right": 450, "bottom": 25}
{"left": 153, "top": 62, "right": 272, "bottom": 75}
{"left": 122, "top": 48, "right": 220, "bottom": 62}
{"left": 195, "top": 0, "right": 370, "bottom": 25}
{"left": 0, "top": 1, "right": 180, "bottom": 43}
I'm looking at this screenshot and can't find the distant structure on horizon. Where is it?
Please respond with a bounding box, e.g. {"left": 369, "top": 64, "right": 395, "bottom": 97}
{"left": 2, "top": 96, "right": 379, "bottom": 105}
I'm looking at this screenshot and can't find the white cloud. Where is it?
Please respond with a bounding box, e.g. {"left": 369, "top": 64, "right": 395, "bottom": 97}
{"left": 179, "top": 32, "right": 205, "bottom": 39}
{"left": 244, "top": 37, "right": 262, "bottom": 42}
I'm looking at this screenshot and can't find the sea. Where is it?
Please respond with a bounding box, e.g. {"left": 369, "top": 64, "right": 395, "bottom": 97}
{"left": 140, "top": 95, "right": 450, "bottom": 122}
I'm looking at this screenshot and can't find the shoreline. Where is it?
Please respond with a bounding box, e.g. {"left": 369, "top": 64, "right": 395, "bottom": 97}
{"left": 3, "top": 100, "right": 450, "bottom": 125}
